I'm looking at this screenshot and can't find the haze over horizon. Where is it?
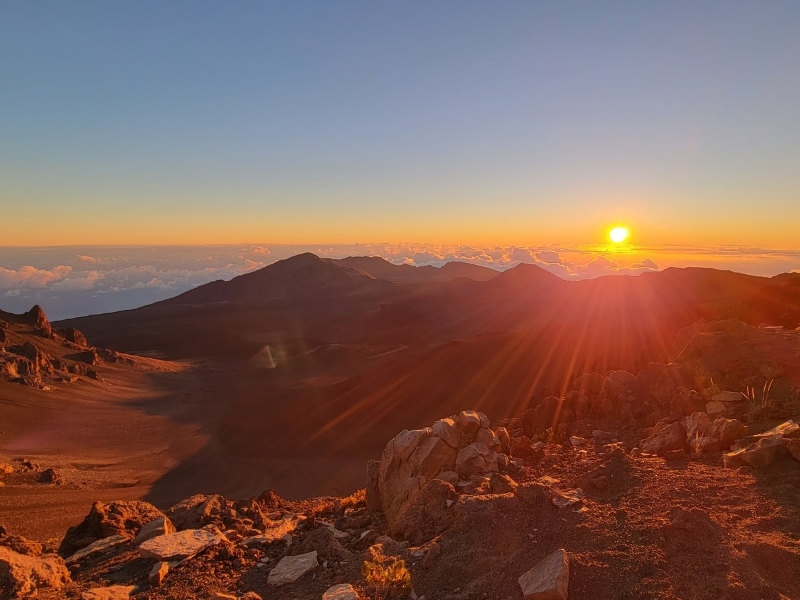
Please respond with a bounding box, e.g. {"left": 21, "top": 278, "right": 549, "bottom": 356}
{"left": 2, "top": 1, "right": 800, "bottom": 249}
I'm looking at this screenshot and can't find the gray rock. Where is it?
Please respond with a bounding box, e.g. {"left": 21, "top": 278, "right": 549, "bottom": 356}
{"left": 706, "top": 401, "right": 727, "bottom": 420}
{"left": 434, "top": 470, "right": 460, "bottom": 486}
{"left": 456, "top": 410, "right": 482, "bottom": 434}
{"left": 711, "top": 418, "right": 748, "bottom": 449}
{"left": 267, "top": 551, "right": 318, "bottom": 585}
{"left": 65, "top": 534, "right": 129, "bottom": 564}
{"left": 431, "top": 417, "right": 461, "bottom": 449}
{"left": 138, "top": 529, "right": 226, "bottom": 562}
{"left": 551, "top": 488, "right": 584, "bottom": 510}
{"left": 409, "top": 436, "right": 458, "bottom": 478}
{"left": 518, "top": 548, "right": 569, "bottom": 600}
{"left": 712, "top": 391, "right": 745, "bottom": 404}
{"left": 241, "top": 516, "right": 301, "bottom": 546}
{"left": 455, "top": 442, "right": 498, "bottom": 476}
{"left": 148, "top": 561, "right": 169, "bottom": 586}
{"left": 755, "top": 420, "right": 799, "bottom": 440}
{"left": 134, "top": 516, "right": 175, "bottom": 545}
{"left": 682, "top": 412, "right": 713, "bottom": 439}
{"left": 322, "top": 583, "right": 359, "bottom": 600}
{"left": 641, "top": 422, "right": 687, "bottom": 457}
{"left": 476, "top": 427, "right": 502, "bottom": 451}
{"left": 81, "top": 586, "right": 137, "bottom": 600}
{"left": 741, "top": 437, "right": 784, "bottom": 469}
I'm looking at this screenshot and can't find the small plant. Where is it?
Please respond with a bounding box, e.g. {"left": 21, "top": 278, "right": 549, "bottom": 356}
{"left": 362, "top": 547, "right": 411, "bottom": 600}
{"left": 532, "top": 426, "right": 566, "bottom": 445}
{"left": 742, "top": 379, "right": 773, "bottom": 414}
{"left": 708, "top": 377, "right": 721, "bottom": 397}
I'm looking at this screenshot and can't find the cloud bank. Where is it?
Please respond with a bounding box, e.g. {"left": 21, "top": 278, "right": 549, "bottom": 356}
{"left": 1, "top": 244, "right": 799, "bottom": 320}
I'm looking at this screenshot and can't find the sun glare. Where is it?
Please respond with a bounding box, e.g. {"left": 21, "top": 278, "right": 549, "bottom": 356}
{"left": 609, "top": 226, "right": 629, "bottom": 244}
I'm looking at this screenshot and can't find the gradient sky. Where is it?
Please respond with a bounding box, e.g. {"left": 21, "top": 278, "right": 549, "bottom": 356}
{"left": 2, "top": 1, "right": 799, "bottom": 247}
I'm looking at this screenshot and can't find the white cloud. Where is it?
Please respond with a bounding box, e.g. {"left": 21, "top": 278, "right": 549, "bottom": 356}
{"left": 0, "top": 265, "right": 72, "bottom": 289}
{"left": 50, "top": 270, "right": 103, "bottom": 291}
{"left": 77, "top": 254, "right": 107, "bottom": 264}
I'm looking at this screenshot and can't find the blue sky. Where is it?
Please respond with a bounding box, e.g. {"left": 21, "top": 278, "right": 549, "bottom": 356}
{"left": 2, "top": 1, "right": 799, "bottom": 247}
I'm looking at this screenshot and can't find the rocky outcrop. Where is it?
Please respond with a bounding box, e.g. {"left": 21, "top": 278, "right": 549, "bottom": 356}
{"left": 376, "top": 410, "right": 507, "bottom": 541}
{"left": 58, "top": 327, "right": 89, "bottom": 347}
{"left": 59, "top": 500, "right": 165, "bottom": 556}
{"left": 0, "top": 534, "right": 43, "bottom": 557}
{"left": 391, "top": 479, "right": 458, "bottom": 545}
{"left": 167, "top": 494, "right": 233, "bottom": 531}
{"left": 723, "top": 420, "right": 799, "bottom": 469}
{"left": 641, "top": 423, "right": 688, "bottom": 456}
{"left": 0, "top": 546, "right": 70, "bottom": 597}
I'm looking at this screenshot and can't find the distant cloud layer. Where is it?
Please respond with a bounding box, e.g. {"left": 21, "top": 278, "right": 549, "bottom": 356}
{"left": 1, "top": 244, "right": 799, "bottom": 320}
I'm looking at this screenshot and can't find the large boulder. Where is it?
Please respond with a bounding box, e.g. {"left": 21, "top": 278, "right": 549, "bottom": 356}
{"left": 58, "top": 327, "right": 88, "bottom": 347}
{"left": 390, "top": 479, "right": 458, "bottom": 544}
{"left": 682, "top": 412, "right": 713, "bottom": 439}
{"left": 599, "top": 371, "right": 656, "bottom": 421}
{"left": 741, "top": 437, "right": 784, "bottom": 469}
{"left": 60, "top": 501, "right": 165, "bottom": 557}
{"left": 518, "top": 548, "right": 569, "bottom": 600}
{"left": 0, "top": 546, "right": 70, "bottom": 597}
{"left": 376, "top": 411, "right": 504, "bottom": 535}
{"left": 641, "top": 422, "right": 688, "bottom": 457}
{"left": 711, "top": 418, "right": 748, "bottom": 449}
{"left": 377, "top": 428, "right": 430, "bottom": 528}
{"left": 455, "top": 442, "right": 498, "bottom": 476}
{"left": 166, "top": 494, "right": 232, "bottom": 531}
{"left": 431, "top": 417, "right": 461, "bottom": 448}
{"left": 523, "top": 396, "right": 571, "bottom": 436}
{"left": 409, "top": 436, "right": 458, "bottom": 478}
{"left": 455, "top": 410, "right": 484, "bottom": 434}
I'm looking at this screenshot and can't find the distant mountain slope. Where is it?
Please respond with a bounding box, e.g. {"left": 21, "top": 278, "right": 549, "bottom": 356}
{"left": 335, "top": 256, "right": 499, "bottom": 282}
{"left": 56, "top": 254, "right": 800, "bottom": 366}
{"left": 161, "top": 252, "right": 390, "bottom": 306}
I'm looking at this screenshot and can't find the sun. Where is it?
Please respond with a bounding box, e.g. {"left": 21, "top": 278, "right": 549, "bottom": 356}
{"left": 609, "top": 226, "right": 629, "bottom": 244}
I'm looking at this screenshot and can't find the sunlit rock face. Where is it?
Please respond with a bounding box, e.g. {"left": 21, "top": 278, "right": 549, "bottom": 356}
{"left": 374, "top": 410, "right": 508, "bottom": 541}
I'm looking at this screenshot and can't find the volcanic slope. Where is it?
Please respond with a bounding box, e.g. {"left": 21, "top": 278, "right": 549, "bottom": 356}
{"left": 50, "top": 255, "right": 800, "bottom": 504}
{"left": 0, "top": 306, "right": 226, "bottom": 542}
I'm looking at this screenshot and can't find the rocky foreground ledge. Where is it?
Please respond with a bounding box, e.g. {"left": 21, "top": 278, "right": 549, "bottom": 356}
{"left": 1, "top": 405, "right": 800, "bottom": 600}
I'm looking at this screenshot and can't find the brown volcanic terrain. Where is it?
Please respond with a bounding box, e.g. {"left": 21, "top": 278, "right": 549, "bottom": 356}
{"left": 2, "top": 255, "right": 800, "bottom": 599}
{"left": 3, "top": 255, "right": 800, "bottom": 544}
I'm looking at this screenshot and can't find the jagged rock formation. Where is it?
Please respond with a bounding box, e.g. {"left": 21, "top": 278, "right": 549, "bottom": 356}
{"left": 0, "top": 305, "right": 137, "bottom": 389}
